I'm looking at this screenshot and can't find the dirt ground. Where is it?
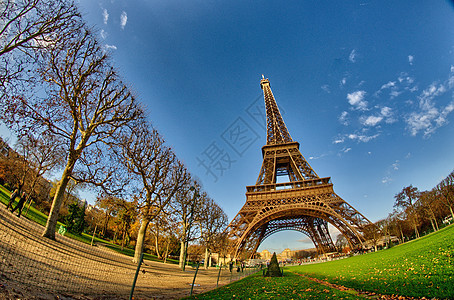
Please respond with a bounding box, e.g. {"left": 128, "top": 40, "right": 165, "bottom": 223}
{"left": 0, "top": 205, "right": 240, "bottom": 300}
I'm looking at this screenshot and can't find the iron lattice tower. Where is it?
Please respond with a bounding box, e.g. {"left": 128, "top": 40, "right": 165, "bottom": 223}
{"left": 226, "top": 77, "right": 371, "bottom": 258}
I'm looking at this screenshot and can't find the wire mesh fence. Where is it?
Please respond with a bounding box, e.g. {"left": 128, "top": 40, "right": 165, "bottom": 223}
{"left": 0, "top": 205, "right": 257, "bottom": 299}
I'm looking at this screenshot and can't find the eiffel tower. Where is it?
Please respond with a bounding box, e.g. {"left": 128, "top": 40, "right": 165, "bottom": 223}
{"left": 226, "top": 76, "right": 372, "bottom": 258}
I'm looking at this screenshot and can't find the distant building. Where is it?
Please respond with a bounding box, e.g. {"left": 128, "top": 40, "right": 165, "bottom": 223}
{"left": 278, "top": 248, "right": 293, "bottom": 260}
{"left": 259, "top": 248, "right": 297, "bottom": 261}
{"left": 259, "top": 249, "right": 271, "bottom": 260}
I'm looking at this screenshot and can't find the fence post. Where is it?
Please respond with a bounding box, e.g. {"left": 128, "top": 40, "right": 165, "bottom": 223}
{"left": 129, "top": 253, "right": 143, "bottom": 300}
{"left": 190, "top": 262, "right": 200, "bottom": 296}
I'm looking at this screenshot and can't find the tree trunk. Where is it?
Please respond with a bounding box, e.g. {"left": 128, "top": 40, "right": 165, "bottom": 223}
{"left": 399, "top": 226, "right": 404, "bottom": 243}
{"left": 154, "top": 225, "right": 161, "bottom": 258}
{"left": 42, "top": 171, "right": 72, "bottom": 239}
{"left": 155, "top": 234, "right": 161, "bottom": 258}
{"left": 103, "top": 210, "right": 110, "bottom": 238}
{"left": 179, "top": 240, "right": 186, "bottom": 271}
{"left": 121, "top": 223, "right": 127, "bottom": 251}
{"left": 134, "top": 219, "right": 150, "bottom": 263}
{"left": 430, "top": 219, "right": 436, "bottom": 232}
{"left": 163, "top": 238, "right": 170, "bottom": 264}
{"left": 204, "top": 247, "right": 209, "bottom": 269}
{"left": 413, "top": 222, "right": 419, "bottom": 239}
{"left": 23, "top": 175, "right": 40, "bottom": 216}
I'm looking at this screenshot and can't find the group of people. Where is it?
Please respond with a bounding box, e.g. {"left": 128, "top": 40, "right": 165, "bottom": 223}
{"left": 6, "top": 188, "right": 27, "bottom": 218}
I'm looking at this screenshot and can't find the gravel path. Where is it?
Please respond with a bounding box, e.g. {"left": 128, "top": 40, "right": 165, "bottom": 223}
{"left": 0, "top": 205, "right": 237, "bottom": 299}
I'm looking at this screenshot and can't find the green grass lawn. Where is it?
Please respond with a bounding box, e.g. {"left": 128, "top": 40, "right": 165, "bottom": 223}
{"left": 289, "top": 224, "right": 454, "bottom": 299}
{"left": 185, "top": 271, "right": 365, "bottom": 300}
{"left": 187, "top": 224, "right": 453, "bottom": 299}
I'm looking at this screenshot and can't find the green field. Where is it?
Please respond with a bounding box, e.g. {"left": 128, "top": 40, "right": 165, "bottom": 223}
{"left": 186, "top": 271, "right": 365, "bottom": 300}
{"left": 189, "top": 225, "right": 454, "bottom": 299}
{"left": 289, "top": 224, "right": 454, "bottom": 299}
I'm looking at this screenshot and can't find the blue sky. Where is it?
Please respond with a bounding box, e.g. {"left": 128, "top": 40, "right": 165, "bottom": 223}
{"left": 3, "top": 1, "right": 454, "bottom": 253}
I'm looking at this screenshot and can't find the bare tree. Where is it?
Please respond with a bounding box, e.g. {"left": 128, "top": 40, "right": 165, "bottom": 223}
{"left": 375, "top": 218, "right": 393, "bottom": 248}
{"left": 388, "top": 209, "right": 410, "bottom": 243}
{"left": 437, "top": 171, "right": 454, "bottom": 220}
{"left": 363, "top": 223, "right": 381, "bottom": 251}
{"left": 15, "top": 131, "right": 65, "bottom": 213}
{"left": 3, "top": 26, "right": 142, "bottom": 239}
{"left": 115, "top": 198, "right": 138, "bottom": 250}
{"left": 171, "top": 181, "right": 203, "bottom": 271}
{"left": 419, "top": 190, "right": 441, "bottom": 232}
{"left": 117, "top": 123, "right": 190, "bottom": 262}
{"left": 148, "top": 211, "right": 176, "bottom": 259}
{"left": 0, "top": 0, "right": 81, "bottom": 95}
{"left": 199, "top": 197, "right": 227, "bottom": 268}
{"left": 335, "top": 234, "right": 348, "bottom": 252}
{"left": 2, "top": 140, "right": 31, "bottom": 192}
{"left": 394, "top": 185, "right": 421, "bottom": 239}
{"left": 96, "top": 195, "right": 121, "bottom": 238}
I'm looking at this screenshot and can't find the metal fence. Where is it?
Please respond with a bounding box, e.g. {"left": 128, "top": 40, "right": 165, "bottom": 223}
{"left": 0, "top": 205, "right": 256, "bottom": 299}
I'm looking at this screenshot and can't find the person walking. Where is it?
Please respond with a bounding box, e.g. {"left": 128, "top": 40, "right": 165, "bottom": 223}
{"left": 6, "top": 188, "right": 19, "bottom": 210}
{"left": 11, "top": 192, "right": 26, "bottom": 217}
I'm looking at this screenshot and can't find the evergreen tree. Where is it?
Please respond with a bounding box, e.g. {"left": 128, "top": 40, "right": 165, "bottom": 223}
{"left": 65, "top": 202, "right": 79, "bottom": 233}
{"left": 65, "top": 202, "right": 86, "bottom": 234}
{"left": 264, "top": 252, "right": 282, "bottom": 277}
{"left": 74, "top": 202, "right": 86, "bottom": 234}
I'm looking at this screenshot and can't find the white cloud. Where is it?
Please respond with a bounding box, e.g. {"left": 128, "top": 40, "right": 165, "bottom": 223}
{"left": 333, "top": 138, "right": 344, "bottom": 144}
{"left": 392, "top": 160, "right": 399, "bottom": 170}
{"left": 382, "top": 160, "right": 400, "bottom": 184}
{"left": 347, "top": 133, "right": 379, "bottom": 143}
{"left": 340, "top": 77, "right": 347, "bottom": 87}
{"left": 448, "top": 69, "right": 454, "bottom": 89}
{"left": 349, "top": 49, "right": 357, "bottom": 63}
{"left": 382, "top": 176, "right": 392, "bottom": 184}
{"left": 105, "top": 44, "right": 117, "bottom": 50}
{"left": 381, "top": 106, "right": 392, "bottom": 117}
{"left": 360, "top": 106, "right": 395, "bottom": 127}
{"left": 381, "top": 106, "right": 397, "bottom": 124}
{"left": 420, "top": 82, "right": 446, "bottom": 102}
{"left": 309, "top": 153, "right": 327, "bottom": 160}
{"left": 409, "top": 86, "right": 418, "bottom": 93}
{"left": 390, "top": 90, "right": 403, "bottom": 99}
{"left": 347, "top": 90, "right": 368, "bottom": 110}
{"left": 398, "top": 73, "right": 415, "bottom": 84}
{"left": 297, "top": 237, "right": 313, "bottom": 244}
{"left": 408, "top": 55, "right": 414, "bottom": 65}
{"left": 120, "top": 11, "right": 128, "bottom": 29}
{"left": 321, "top": 84, "right": 330, "bottom": 93}
{"left": 100, "top": 29, "right": 108, "bottom": 39}
{"left": 361, "top": 115, "right": 383, "bottom": 126}
{"left": 339, "top": 111, "right": 349, "bottom": 126}
{"left": 406, "top": 99, "right": 454, "bottom": 137}
{"left": 380, "top": 81, "right": 396, "bottom": 90}
{"left": 103, "top": 9, "right": 109, "bottom": 25}
{"left": 406, "top": 109, "right": 438, "bottom": 136}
